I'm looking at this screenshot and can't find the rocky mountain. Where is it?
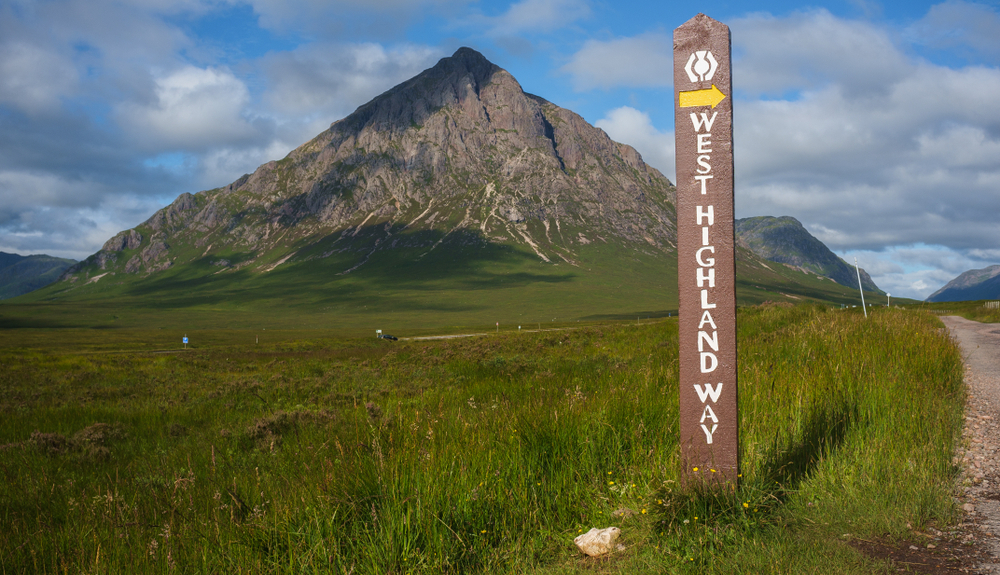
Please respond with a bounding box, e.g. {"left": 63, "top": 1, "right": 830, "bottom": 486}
{"left": 17, "top": 48, "right": 878, "bottom": 330}
{"left": 735, "top": 216, "right": 883, "bottom": 294}
{"left": 926, "top": 265, "right": 1000, "bottom": 302}
{"left": 0, "top": 252, "right": 76, "bottom": 299}
{"left": 60, "top": 47, "right": 675, "bottom": 288}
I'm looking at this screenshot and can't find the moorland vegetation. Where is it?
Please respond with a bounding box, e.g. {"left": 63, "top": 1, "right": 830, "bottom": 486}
{"left": 0, "top": 304, "right": 966, "bottom": 573}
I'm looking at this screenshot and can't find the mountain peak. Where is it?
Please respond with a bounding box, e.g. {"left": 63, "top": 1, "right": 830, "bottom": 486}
{"left": 418, "top": 46, "right": 503, "bottom": 91}
{"left": 61, "top": 46, "right": 676, "bottom": 285}
{"left": 927, "top": 264, "right": 1000, "bottom": 302}
{"left": 736, "top": 216, "right": 883, "bottom": 293}
{"left": 441, "top": 47, "right": 498, "bottom": 73}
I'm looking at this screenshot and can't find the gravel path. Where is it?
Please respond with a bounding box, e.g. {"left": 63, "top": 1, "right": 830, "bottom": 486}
{"left": 942, "top": 316, "right": 1000, "bottom": 573}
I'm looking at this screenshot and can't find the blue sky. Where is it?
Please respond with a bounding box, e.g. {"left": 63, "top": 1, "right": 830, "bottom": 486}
{"left": 1, "top": 0, "right": 999, "bottom": 300}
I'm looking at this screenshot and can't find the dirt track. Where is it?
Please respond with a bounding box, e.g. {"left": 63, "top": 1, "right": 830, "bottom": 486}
{"left": 942, "top": 315, "right": 1000, "bottom": 573}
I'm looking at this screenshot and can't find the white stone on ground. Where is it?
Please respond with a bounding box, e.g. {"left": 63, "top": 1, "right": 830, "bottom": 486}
{"left": 574, "top": 527, "right": 621, "bottom": 557}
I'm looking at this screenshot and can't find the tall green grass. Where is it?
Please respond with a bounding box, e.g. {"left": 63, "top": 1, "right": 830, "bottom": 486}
{"left": 0, "top": 305, "right": 964, "bottom": 573}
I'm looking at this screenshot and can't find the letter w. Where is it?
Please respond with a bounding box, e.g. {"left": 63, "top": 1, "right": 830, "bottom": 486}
{"left": 694, "top": 383, "right": 723, "bottom": 403}
{"left": 690, "top": 111, "right": 718, "bottom": 132}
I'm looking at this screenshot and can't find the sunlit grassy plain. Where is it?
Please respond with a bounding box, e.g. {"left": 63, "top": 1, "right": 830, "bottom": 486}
{"left": 0, "top": 303, "right": 966, "bottom": 573}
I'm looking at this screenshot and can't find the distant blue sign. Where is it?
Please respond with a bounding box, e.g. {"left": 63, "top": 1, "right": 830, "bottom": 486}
{"left": 183, "top": 336, "right": 188, "bottom": 344}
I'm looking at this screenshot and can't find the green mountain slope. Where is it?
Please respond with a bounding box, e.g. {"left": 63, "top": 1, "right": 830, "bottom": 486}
{"left": 736, "top": 216, "right": 883, "bottom": 294}
{"left": 0, "top": 252, "right": 76, "bottom": 299}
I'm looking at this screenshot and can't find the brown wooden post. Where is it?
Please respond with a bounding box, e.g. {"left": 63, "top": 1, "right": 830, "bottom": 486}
{"left": 674, "top": 13, "right": 739, "bottom": 487}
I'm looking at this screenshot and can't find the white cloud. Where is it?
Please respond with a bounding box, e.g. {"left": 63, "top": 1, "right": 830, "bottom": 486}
{"left": 840, "top": 244, "right": 998, "bottom": 300}
{"left": 117, "top": 66, "right": 262, "bottom": 152}
{"left": 199, "top": 140, "right": 295, "bottom": 190}
{"left": 730, "top": 9, "right": 909, "bottom": 96}
{"left": 561, "top": 32, "right": 673, "bottom": 91}
{"left": 595, "top": 106, "right": 674, "bottom": 180}
{"left": 486, "top": 0, "right": 591, "bottom": 36}
{"left": 907, "top": 0, "right": 1000, "bottom": 60}
{"left": 0, "top": 170, "right": 166, "bottom": 260}
{"left": 262, "top": 43, "right": 442, "bottom": 119}
{"left": 734, "top": 59, "right": 1000, "bottom": 250}
{"left": 565, "top": 7, "right": 1000, "bottom": 300}
{"left": 0, "top": 42, "right": 78, "bottom": 114}
{"left": 0, "top": 171, "right": 102, "bottom": 217}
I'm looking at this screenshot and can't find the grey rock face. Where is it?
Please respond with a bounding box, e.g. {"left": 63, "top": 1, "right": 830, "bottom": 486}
{"left": 102, "top": 229, "right": 143, "bottom": 252}
{"left": 67, "top": 47, "right": 676, "bottom": 279}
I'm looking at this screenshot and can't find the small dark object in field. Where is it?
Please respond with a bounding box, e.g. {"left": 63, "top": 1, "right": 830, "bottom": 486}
{"left": 365, "top": 402, "right": 383, "bottom": 421}
{"left": 379, "top": 334, "right": 398, "bottom": 341}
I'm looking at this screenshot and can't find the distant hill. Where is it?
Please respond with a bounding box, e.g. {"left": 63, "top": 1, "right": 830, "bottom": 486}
{"left": 926, "top": 265, "right": 1000, "bottom": 302}
{"left": 735, "top": 216, "right": 883, "bottom": 294}
{"left": 0, "top": 252, "right": 77, "bottom": 299}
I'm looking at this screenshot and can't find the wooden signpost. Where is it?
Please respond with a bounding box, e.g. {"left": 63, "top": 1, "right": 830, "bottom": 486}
{"left": 674, "top": 14, "right": 739, "bottom": 487}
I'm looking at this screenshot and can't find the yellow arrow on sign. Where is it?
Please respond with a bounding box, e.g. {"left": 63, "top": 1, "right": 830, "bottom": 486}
{"left": 678, "top": 85, "right": 726, "bottom": 109}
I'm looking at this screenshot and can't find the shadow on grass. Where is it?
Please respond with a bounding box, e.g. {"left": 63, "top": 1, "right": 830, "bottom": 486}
{"left": 656, "top": 398, "right": 857, "bottom": 535}
{"left": 118, "top": 225, "right": 578, "bottom": 313}
{"left": 759, "top": 399, "right": 856, "bottom": 489}
{"left": 0, "top": 315, "right": 77, "bottom": 329}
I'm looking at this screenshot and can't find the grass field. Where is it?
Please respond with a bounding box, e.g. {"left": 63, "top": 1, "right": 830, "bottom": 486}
{"left": 0, "top": 304, "right": 965, "bottom": 573}
{"left": 0, "top": 240, "right": 892, "bottom": 334}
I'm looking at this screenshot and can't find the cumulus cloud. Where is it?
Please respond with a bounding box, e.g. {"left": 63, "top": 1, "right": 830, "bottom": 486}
{"left": 567, "top": 5, "right": 1000, "bottom": 299}
{"left": 0, "top": 42, "right": 79, "bottom": 115}
{"left": 839, "top": 244, "right": 993, "bottom": 301}
{"left": 117, "top": 66, "right": 265, "bottom": 152}
{"left": 731, "top": 9, "right": 909, "bottom": 97}
{"left": 484, "top": 0, "right": 591, "bottom": 36}
{"left": 198, "top": 140, "right": 297, "bottom": 190}
{"left": 907, "top": 0, "right": 1000, "bottom": 60}
{"left": 734, "top": 60, "right": 1000, "bottom": 253}
{"left": 262, "top": 43, "right": 442, "bottom": 119}
{"left": 0, "top": 170, "right": 168, "bottom": 260}
{"left": 596, "top": 106, "right": 675, "bottom": 180}
{"left": 728, "top": 10, "right": 1000, "bottom": 298}
{"left": 561, "top": 32, "right": 673, "bottom": 90}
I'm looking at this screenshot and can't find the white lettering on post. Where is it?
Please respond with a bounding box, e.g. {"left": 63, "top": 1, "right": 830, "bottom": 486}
{"left": 695, "top": 175, "right": 714, "bottom": 194}
{"left": 694, "top": 383, "right": 723, "bottom": 403}
{"left": 690, "top": 101, "right": 723, "bottom": 447}
{"left": 700, "top": 351, "right": 718, "bottom": 373}
{"left": 698, "top": 311, "right": 717, "bottom": 330}
{"left": 697, "top": 133, "right": 713, "bottom": 153}
{"left": 696, "top": 247, "right": 715, "bottom": 267}
{"left": 696, "top": 155, "right": 712, "bottom": 174}
{"left": 690, "top": 111, "right": 718, "bottom": 132}
{"left": 698, "top": 330, "right": 719, "bottom": 352}
{"left": 700, "top": 404, "right": 719, "bottom": 423}
{"left": 697, "top": 267, "right": 715, "bottom": 287}
{"left": 696, "top": 206, "right": 714, "bottom": 226}
{"left": 701, "top": 289, "right": 716, "bottom": 310}
{"left": 701, "top": 423, "right": 718, "bottom": 444}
